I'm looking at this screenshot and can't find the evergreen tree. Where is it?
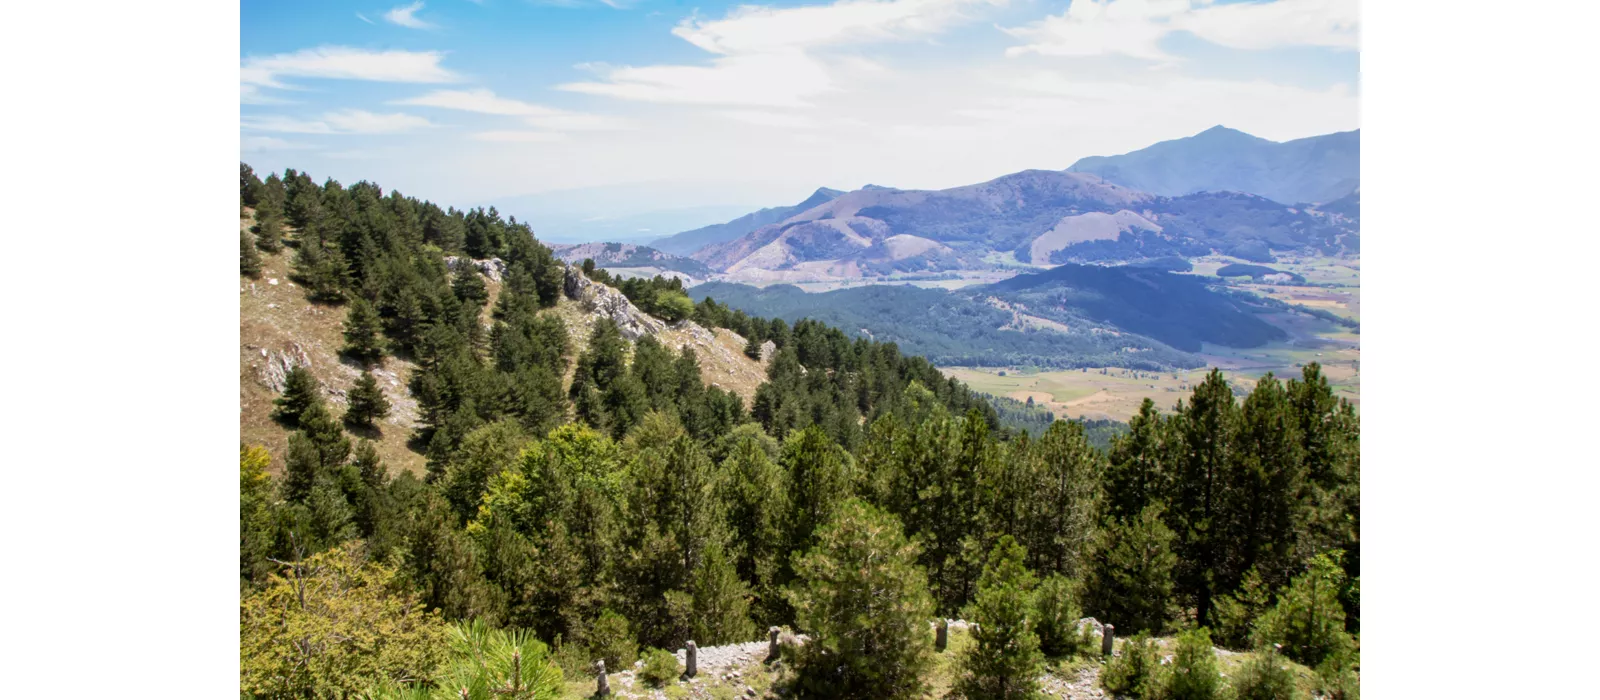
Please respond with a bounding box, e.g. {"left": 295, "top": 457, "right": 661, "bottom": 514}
{"left": 273, "top": 366, "right": 321, "bottom": 427}
{"left": 252, "top": 208, "right": 285, "bottom": 253}
{"left": 957, "top": 536, "right": 1044, "bottom": 700}
{"left": 241, "top": 229, "right": 263, "bottom": 277}
{"left": 1019, "top": 420, "right": 1103, "bottom": 579}
{"left": 1251, "top": 553, "right": 1355, "bottom": 669}
{"left": 240, "top": 162, "right": 263, "bottom": 207}
{"left": 787, "top": 499, "right": 935, "bottom": 700}
{"left": 453, "top": 262, "right": 488, "bottom": 309}
{"left": 1083, "top": 503, "right": 1177, "bottom": 635}
{"left": 716, "top": 425, "right": 789, "bottom": 621}
{"left": 341, "top": 297, "right": 385, "bottom": 364}
{"left": 345, "top": 370, "right": 392, "bottom": 429}
{"left": 781, "top": 425, "right": 854, "bottom": 570}
{"left": 1032, "top": 574, "right": 1085, "bottom": 657}
{"left": 1161, "top": 627, "right": 1224, "bottom": 700}
{"left": 1105, "top": 398, "right": 1175, "bottom": 522}
{"left": 1171, "top": 369, "right": 1238, "bottom": 626}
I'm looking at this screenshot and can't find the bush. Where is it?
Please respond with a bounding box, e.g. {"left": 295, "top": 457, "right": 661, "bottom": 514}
{"left": 239, "top": 543, "right": 451, "bottom": 697}
{"left": 1211, "top": 568, "right": 1272, "bottom": 650}
{"left": 1252, "top": 554, "right": 1356, "bottom": 668}
{"left": 1100, "top": 633, "right": 1161, "bottom": 698}
{"left": 639, "top": 647, "right": 680, "bottom": 687}
{"left": 441, "top": 620, "right": 565, "bottom": 700}
{"left": 588, "top": 609, "right": 639, "bottom": 673}
{"left": 1033, "top": 575, "right": 1085, "bottom": 657}
{"left": 1160, "top": 627, "right": 1223, "bottom": 700}
{"left": 1231, "top": 647, "right": 1300, "bottom": 700}
{"left": 1315, "top": 658, "right": 1359, "bottom": 700}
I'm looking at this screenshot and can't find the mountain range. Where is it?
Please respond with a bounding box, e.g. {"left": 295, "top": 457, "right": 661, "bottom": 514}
{"left": 649, "top": 187, "right": 845, "bottom": 256}
{"left": 1067, "top": 126, "right": 1360, "bottom": 205}
{"left": 562, "top": 125, "right": 1359, "bottom": 290}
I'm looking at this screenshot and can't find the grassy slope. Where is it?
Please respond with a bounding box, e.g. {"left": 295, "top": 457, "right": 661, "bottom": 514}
{"left": 239, "top": 209, "right": 429, "bottom": 476}
{"left": 240, "top": 208, "right": 769, "bottom": 476}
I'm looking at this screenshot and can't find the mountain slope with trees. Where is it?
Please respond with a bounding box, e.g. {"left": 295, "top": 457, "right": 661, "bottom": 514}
{"left": 237, "top": 162, "right": 1358, "bottom": 699}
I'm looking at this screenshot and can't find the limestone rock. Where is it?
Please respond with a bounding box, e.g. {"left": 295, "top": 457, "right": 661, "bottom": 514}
{"left": 563, "top": 265, "right": 665, "bottom": 341}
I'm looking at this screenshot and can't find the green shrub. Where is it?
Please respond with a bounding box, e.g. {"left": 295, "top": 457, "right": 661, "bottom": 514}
{"left": 1316, "top": 661, "right": 1359, "bottom": 700}
{"left": 639, "top": 647, "right": 680, "bottom": 687}
{"left": 1231, "top": 647, "right": 1300, "bottom": 700}
{"left": 1160, "top": 627, "right": 1223, "bottom": 700}
{"left": 1211, "top": 567, "right": 1272, "bottom": 650}
{"left": 588, "top": 609, "right": 639, "bottom": 673}
{"left": 1033, "top": 574, "right": 1085, "bottom": 657}
{"left": 1252, "top": 555, "right": 1356, "bottom": 668}
{"left": 955, "top": 536, "right": 1044, "bottom": 700}
{"left": 1100, "top": 633, "right": 1161, "bottom": 698}
{"left": 441, "top": 620, "right": 565, "bottom": 700}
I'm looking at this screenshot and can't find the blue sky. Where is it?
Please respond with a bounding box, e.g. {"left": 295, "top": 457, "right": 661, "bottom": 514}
{"left": 241, "top": 0, "right": 1359, "bottom": 242}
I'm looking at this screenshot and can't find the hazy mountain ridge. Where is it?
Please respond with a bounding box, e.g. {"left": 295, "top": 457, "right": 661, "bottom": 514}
{"left": 649, "top": 187, "right": 845, "bottom": 256}
{"left": 1068, "top": 126, "right": 1360, "bottom": 205}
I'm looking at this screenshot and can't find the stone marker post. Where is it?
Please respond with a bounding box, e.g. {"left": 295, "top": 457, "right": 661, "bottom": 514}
{"left": 1101, "top": 624, "right": 1115, "bottom": 657}
{"left": 768, "top": 627, "right": 781, "bottom": 661}
{"left": 935, "top": 619, "right": 949, "bottom": 652}
{"left": 596, "top": 660, "right": 609, "bottom": 697}
{"left": 685, "top": 640, "right": 698, "bottom": 679}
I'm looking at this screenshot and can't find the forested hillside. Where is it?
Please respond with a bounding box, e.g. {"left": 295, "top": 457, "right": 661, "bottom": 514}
{"left": 238, "top": 162, "right": 1358, "bottom": 700}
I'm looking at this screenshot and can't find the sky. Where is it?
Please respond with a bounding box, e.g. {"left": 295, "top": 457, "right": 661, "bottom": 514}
{"left": 241, "top": 0, "right": 1359, "bottom": 242}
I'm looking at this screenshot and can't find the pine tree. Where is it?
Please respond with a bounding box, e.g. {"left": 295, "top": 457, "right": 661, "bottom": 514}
{"left": 1172, "top": 368, "right": 1238, "bottom": 626}
{"left": 344, "top": 370, "right": 392, "bottom": 429}
{"left": 1032, "top": 574, "right": 1085, "bottom": 657}
{"left": 240, "top": 162, "right": 263, "bottom": 207}
{"left": 787, "top": 499, "right": 935, "bottom": 700}
{"left": 1161, "top": 627, "right": 1224, "bottom": 700}
{"left": 298, "top": 399, "right": 352, "bottom": 469}
{"left": 782, "top": 425, "right": 854, "bottom": 568}
{"left": 1105, "top": 398, "right": 1175, "bottom": 522}
{"left": 1083, "top": 503, "right": 1177, "bottom": 635}
{"left": 252, "top": 207, "right": 285, "bottom": 253}
{"left": 341, "top": 297, "right": 385, "bottom": 364}
{"left": 957, "top": 535, "right": 1044, "bottom": 700}
{"left": 453, "top": 262, "right": 488, "bottom": 309}
{"left": 241, "top": 229, "right": 263, "bottom": 277}
{"left": 351, "top": 439, "right": 385, "bottom": 488}
{"left": 273, "top": 366, "right": 321, "bottom": 427}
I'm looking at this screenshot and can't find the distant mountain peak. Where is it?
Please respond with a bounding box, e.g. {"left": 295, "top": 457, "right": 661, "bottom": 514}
{"left": 1068, "top": 126, "right": 1359, "bottom": 204}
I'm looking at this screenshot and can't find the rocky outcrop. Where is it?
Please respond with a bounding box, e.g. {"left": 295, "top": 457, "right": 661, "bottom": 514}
{"left": 563, "top": 265, "right": 665, "bottom": 341}
{"left": 444, "top": 256, "right": 507, "bottom": 282}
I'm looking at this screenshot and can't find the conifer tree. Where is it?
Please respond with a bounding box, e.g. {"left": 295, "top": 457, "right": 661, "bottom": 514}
{"left": 344, "top": 370, "right": 391, "bottom": 429}
{"left": 453, "top": 262, "right": 488, "bottom": 309}
{"left": 252, "top": 208, "right": 285, "bottom": 253}
{"left": 1172, "top": 368, "right": 1238, "bottom": 626}
{"left": 1105, "top": 398, "right": 1175, "bottom": 522}
{"left": 1032, "top": 574, "right": 1085, "bottom": 657}
{"left": 787, "top": 499, "right": 935, "bottom": 700}
{"left": 1083, "top": 503, "right": 1177, "bottom": 635}
{"left": 341, "top": 297, "right": 385, "bottom": 364}
{"left": 782, "top": 425, "right": 854, "bottom": 568}
{"left": 351, "top": 439, "right": 385, "bottom": 489}
{"left": 240, "top": 162, "right": 262, "bottom": 207}
{"left": 241, "top": 229, "right": 263, "bottom": 277}
{"left": 298, "top": 400, "right": 351, "bottom": 469}
{"left": 273, "top": 366, "right": 322, "bottom": 427}
{"left": 957, "top": 535, "right": 1044, "bottom": 700}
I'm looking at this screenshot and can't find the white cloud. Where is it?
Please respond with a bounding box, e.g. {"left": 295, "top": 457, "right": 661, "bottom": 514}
{"left": 240, "top": 46, "right": 459, "bottom": 94}
{"left": 562, "top": 52, "right": 833, "bottom": 108}
{"left": 385, "top": 1, "right": 436, "bottom": 30}
{"left": 673, "top": 0, "right": 1002, "bottom": 55}
{"left": 1004, "top": 0, "right": 1357, "bottom": 60}
{"left": 242, "top": 109, "right": 436, "bottom": 134}
{"left": 718, "top": 110, "right": 820, "bottom": 128}
{"left": 472, "top": 130, "right": 570, "bottom": 143}
{"left": 393, "top": 88, "right": 634, "bottom": 130}
{"left": 559, "top": 0, "right": 1000, "bottom": 107}
{"left": 241, "top": 136, "right": 314, "bottom": 151}
{"left": 357, "top": 13, "right": 375, "bottom": 24}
